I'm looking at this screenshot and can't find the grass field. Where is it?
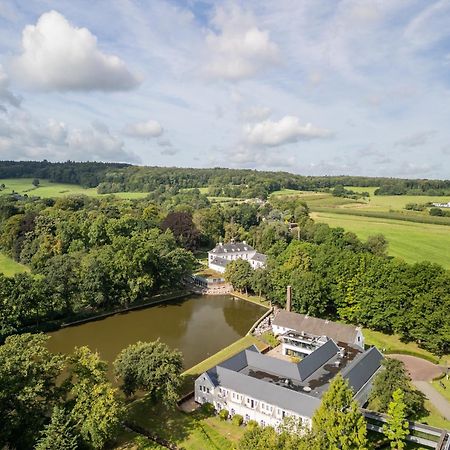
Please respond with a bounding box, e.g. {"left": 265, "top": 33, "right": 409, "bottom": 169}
{"left": 311, "top": 211, "right": 450, "bottom": 269}
{"left": 0, "top": 178, "right": 149, "bottom": 199}
{"left": 431, "top": 377, "right": 450, "bottom": 402}
{"left": 271, "top": 187, "right": 450, "bottom": 216}
{"left": 0, "top": 252, "right": 29, "bottom": 276}
{"left": 363, "top": 329, "right": 446, "bottom": 364}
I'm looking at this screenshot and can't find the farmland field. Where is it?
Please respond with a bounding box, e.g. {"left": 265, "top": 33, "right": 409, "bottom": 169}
{"left": 311, "top": 211, "right": 450, "bottom": 269}
{"left": 0, "top": 252, "right": 29, "bottom": 276}
{"left": 0, "top": 178, "right": 149, "bottom": 199}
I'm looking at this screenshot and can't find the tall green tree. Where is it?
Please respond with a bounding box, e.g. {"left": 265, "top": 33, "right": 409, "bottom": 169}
{"left": 0, "top": 333, "right": 65, "bottom": 449}
{"left": 312, "top": 374, "right": 368, "bottom": 450}
{"left": 35, "top": 407, "right": 78, "bottom": 450}
{"left": 383, "top": 389, "right": 409, "bottom": 450}
{"left": 224, "top": 259, "right": 253, "bottom": 293}
{"left": 68, "top": 347, "right": 123, "bottom": 449}
{"left": 368, "top": 359, "right": 425, "bottom": 418}
{"left": 114, "top": 340, "right": 183, "bottom": 403}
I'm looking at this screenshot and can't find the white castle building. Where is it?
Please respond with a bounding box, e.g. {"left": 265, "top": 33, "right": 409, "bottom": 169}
{"left": 208, "top": 241, "right": 267, "bottom": 274}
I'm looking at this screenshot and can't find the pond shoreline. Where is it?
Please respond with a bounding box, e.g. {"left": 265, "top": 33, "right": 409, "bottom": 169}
{"left": 61, "top": 290, "right": 193, "bottom": 328}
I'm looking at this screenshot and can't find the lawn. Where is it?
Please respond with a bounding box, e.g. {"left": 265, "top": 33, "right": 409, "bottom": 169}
{"left": 0, "top": 178, "right": 149, "bottom": 199}
{"left": 126, "top": 401, "right": 244, "bottom": 450}
{"left": 0, "top": 252, "right": 29, "bottom": 276}
{"left": 431, "top": 376, "right": 450, "bottom": 402}
{"left": 420, "top": 400, "right": 450, "bottom": 430}
{"left": 362, "top": 329, "right": 448, "bottom": 364}
{"left": 183, "top": 335, "right": 268, "bottom": 380}
{"left": 310, "top": 211, "right": 450, "bottom": 269}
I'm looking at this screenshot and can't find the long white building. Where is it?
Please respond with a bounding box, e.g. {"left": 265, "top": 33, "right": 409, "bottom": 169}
{"left": 208, "top": 241, "right": 267, "bottom": 274}
{"left": 194, "top": 341, "right": 383, "bottom": 429}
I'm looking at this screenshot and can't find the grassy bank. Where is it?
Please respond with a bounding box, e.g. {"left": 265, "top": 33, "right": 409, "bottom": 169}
{"left": 431, "top": 377, "right": 450, "bottom": 402}
{"left": 311, "top": 211, "right": 450, "bottom": 269}
{"left": 181, "top": 335, "right": 268, "bottom": 394}
{"left": 0, "top": 252, "right": 29, "bottom": 276}
{"left": 363, "top": 329, "right": 446, "bottom": 364}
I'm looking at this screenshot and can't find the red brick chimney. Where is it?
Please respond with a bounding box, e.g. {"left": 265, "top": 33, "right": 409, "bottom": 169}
{"left": 286, "top": 285, "right": 292, "bottom": 312}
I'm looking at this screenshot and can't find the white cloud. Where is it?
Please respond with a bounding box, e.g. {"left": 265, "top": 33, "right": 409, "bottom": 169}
{"left": 0, "top": 109, "right": 139, "bottom": 163}
{"left": 0, "top": 64, "right": 21, "bottom": 108}
{"left": 205, "top": 5, "right": 279, "bottom": 80}
{"left": 244, "top": 115, "right": 332, "bottom": 147}
{"left": 11, "top": 10, "right": 140, "bottom": 91}
{"left": 124, "top": 119, "right": 163, "bottom": 139}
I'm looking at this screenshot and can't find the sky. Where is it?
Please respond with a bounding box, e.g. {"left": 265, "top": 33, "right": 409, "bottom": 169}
{"left": 0, "top": 0, "right": 449, "bottom": 179}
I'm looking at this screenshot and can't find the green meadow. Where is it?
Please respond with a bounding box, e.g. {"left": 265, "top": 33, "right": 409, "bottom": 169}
{"left": 0, "top": 252, "right": 29, "bottom": 276}
{"left": 311, "top": 211, "right": 450, "bottom": 269}
{"left": 0, "top": 178, "right": 149, "bottom": 199}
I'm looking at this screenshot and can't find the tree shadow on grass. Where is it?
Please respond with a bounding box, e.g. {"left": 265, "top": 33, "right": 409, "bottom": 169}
{"left": 126, "top": 396, "right": 215, "bottom": 446}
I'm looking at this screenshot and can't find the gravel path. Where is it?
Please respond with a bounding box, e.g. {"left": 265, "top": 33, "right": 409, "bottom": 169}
{"left": 413, "top": 381, "right": 450, "bottom": 421}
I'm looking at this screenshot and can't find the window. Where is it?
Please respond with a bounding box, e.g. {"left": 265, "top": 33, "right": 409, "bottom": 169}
{"left": 260, "top": 420, "right": 265, "bottom": 427}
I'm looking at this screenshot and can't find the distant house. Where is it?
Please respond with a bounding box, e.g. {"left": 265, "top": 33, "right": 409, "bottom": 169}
{"left": 273, "top": 310, "right": 365, "bottom": 357}
{"left": 431, "top": 202, "right": 450, "bottom": 208}
{"left": 208, "top": 241, "right": 267, "bottom": 274}
{"left": 194, "top": 341, "right": 383, "bottom": 428}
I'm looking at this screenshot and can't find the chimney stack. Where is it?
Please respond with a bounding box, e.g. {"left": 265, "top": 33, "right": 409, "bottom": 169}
{"left": 286, "top": 286, "right": 292, "bottom": 312}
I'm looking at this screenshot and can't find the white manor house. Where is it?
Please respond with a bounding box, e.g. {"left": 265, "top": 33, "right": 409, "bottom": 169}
{"left": 208, "top": 241, "right": 267, "bottom": 274}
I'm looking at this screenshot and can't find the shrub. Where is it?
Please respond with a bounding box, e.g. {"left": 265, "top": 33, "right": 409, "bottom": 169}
{"left": 219, "top": 409, "right": 229, "bottom": 421}
{"left": 261, "top": 331, "right": 279, "bottom": 348}
{"left": 232, "top": 414, "right": 243, "bottom": 426}
{"left": 200, "top": 402, "right": 215, "bottom": 415}
{"left": 246, "top": 420, "right": 258, "bottom": 430}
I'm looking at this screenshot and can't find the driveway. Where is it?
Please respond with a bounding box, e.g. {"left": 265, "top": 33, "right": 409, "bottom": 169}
{"left": 388, "top": 354, "right": 450, "bottom": 421}
{"left": 388, "top": 354, "right": 442, "bottom": 381}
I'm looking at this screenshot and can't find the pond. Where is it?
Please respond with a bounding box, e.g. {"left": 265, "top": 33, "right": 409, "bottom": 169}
{"left": 47, "top": 294, "right": 266, "bottom": 371}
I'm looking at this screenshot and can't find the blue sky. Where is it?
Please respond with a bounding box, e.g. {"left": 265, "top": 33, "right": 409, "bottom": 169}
{"left": 0, "top": 0, "right": 449, "bottom": 178}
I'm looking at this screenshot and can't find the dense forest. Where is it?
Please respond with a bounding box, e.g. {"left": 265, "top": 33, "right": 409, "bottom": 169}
{"left": 2, "top": 160, "right": 450, "bottom": 197}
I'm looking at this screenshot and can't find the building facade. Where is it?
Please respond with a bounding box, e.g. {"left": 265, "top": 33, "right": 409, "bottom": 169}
{"left": 194, "top": 341, "right": 383, "bottom": 429}
{"left": 273, "top": 310, "right": 365, "bottom": 357}
{"left": 208, "top": 241, "right": 267, "bottom": 274}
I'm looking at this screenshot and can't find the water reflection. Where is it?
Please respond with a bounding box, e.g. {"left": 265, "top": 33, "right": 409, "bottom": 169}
{"left": 47, "top": 295, "right": 266, "bottom": 374}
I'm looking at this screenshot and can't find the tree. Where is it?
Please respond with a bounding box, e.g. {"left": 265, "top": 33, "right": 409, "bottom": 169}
{"left": 312, "top": 374, "right": 368, "bottom": 450}
{"left": 383, "top": 389, "right": 409, "bottom": 450}
{"left": 224, "top": 259, "right": 253, "bottom": 293}
{"left": 68, "top": 347, "right": 123, "bottom": 449}
{"left": 0, "top": 333, "right": 65, "bottom": 449}
{"left": 365, "top": 234, "right": 388, "bottom": 256}
{"left": 161, "top": 211, "right": 200, "bottom": 250}
{"left": 368, "top": 359, "right": 425, "bottom": 418}
{"left": 114, "top": 340, "right": 183, "bottom": 403}
{"left": 35, "top": 407, "right": 78, "bottom": 450}
{"left": 32, "top": 178, "right": 40, "bottom": 187}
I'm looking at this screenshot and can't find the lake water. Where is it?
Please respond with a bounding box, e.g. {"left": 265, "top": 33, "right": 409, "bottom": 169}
{"left": 47, "top": 294, "right": 266, "bottom": 370}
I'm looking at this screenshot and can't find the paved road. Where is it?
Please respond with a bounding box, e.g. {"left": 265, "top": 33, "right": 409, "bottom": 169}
{"left": 413, "top": 381, "right": 450, "bottom": 421}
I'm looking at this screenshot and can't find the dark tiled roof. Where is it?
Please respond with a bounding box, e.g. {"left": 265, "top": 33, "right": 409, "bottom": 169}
{"left": 210, "top": 242, "right": 255, "bottom": 254}
{"left": 209, "top": 257, "right": 229, "bottom": 268}
{"left": 341, "top": 346, "right": 383, "bottom": 394}
{"left": 208, "top": 365, "right": 321, "bottom": 418}
{"left": 274, "top": 310, "right": 359, "bottom": 344}
{"left": 251, "top": 252, "right": 267, "bottom": 263}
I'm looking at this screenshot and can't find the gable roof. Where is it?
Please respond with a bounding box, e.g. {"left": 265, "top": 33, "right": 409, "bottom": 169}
{"left": 207, "top": 365, "right": 322, "bottom": 418}
{"left": 251, "top": 252, "right": 267, "bottom": 263}
{"left": 209, "top": 242, "right": 255, "bottom": 254}
{"left": 341, "top": 346, "right": 383, "bottom": 394}
{"left": 274, "top": 310, "right": 360, "bottom": 344}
